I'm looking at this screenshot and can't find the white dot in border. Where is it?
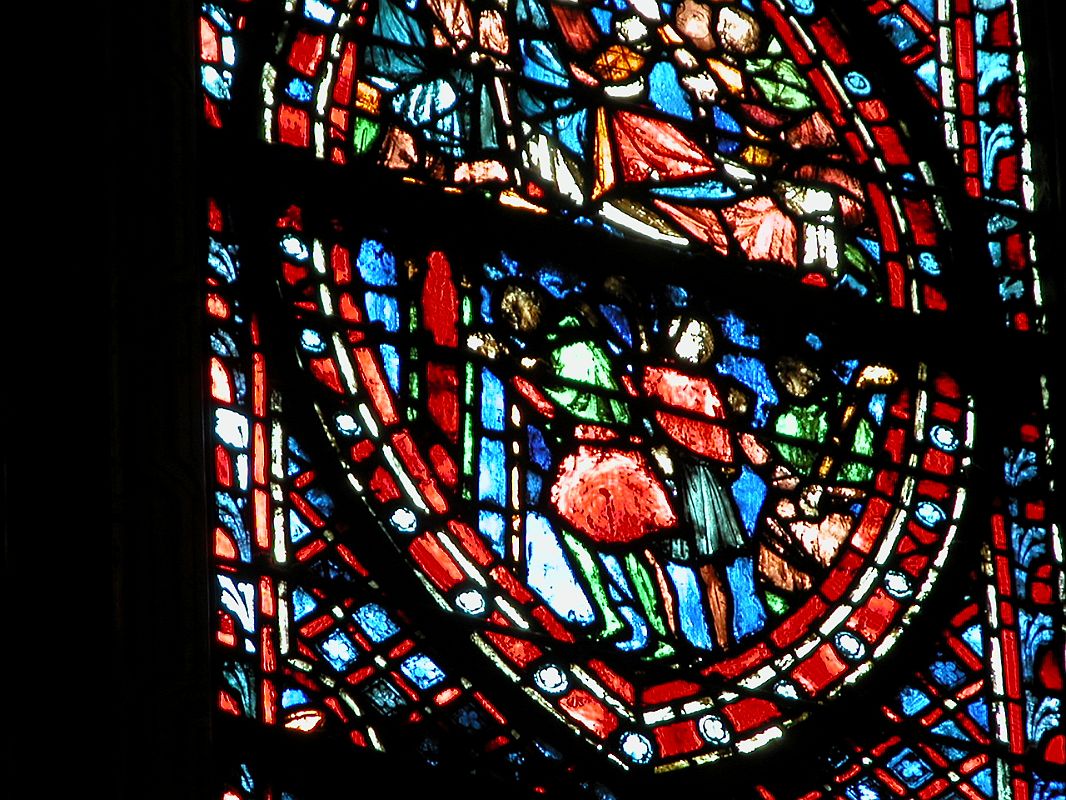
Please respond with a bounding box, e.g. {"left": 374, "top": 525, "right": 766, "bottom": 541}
{"left": 533, "top": 664, "right": 569, "bottom": 694}
{"left": 698, "top": 714, "right": 731, "bottom": 745}
{"left": 455, "top": 589, "right": 487, "bottom": 616}
{"left": 835, "top": 631, "right": 867, "bottom": 661}
{"left": 619, "top": 732, "right": 654, "bottom": 764}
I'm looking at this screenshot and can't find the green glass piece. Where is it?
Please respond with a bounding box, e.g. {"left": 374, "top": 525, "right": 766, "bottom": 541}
{"left": 775, "top": 405, "right": 828, "bottom": 442}
{"left": 852, "top": 418, "right": 875, "bottom": 457}
{"left": 562, "top": 530, "right": 625, "bottom": 639}
{"left": 352, "top": 117, "right": 381, "bottom": 154}
{"left": 764, "top": 590, "right": 789, "bottom": 615}
{"left": 750, "top": 58, "right": 814, "bottom": 112}
{"left": 624, "top": 553, "right": 669, "bottom": 638}
{"left": 544, "top": 340, "right": 630, "bottom": 423}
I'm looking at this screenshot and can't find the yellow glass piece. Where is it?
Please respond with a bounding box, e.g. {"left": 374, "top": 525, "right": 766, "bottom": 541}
{"left": 593, "top": 44, "right": 646, "bottom": 83}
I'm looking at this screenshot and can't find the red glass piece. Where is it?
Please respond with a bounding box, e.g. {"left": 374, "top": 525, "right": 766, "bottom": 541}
{"left": 611, "top": 110, "right": 715, "bottom": 183}
{"left": 551, "top": 445, "right": 677, "bottom": 544}
{"left": 288, "top": 32, "right": 326, "bottom": 76}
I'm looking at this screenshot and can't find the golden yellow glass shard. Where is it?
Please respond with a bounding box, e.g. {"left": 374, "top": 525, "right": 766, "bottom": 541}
{"left": 707, "top": 58, "right": 746, "bottom": 95}
{"left": 593, "top": 44, "right": 646, "bottom": 83}
{"left": 592, "top": 108, "right": 616, "bottom": 200}
{"left": 355, "top": 82, "right": 382, "bottom": 115}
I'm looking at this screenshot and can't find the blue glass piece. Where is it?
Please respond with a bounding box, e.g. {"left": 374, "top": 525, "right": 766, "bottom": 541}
{"left": 304, "top": 487, "right": 334, "bottom": 518}
{"left": 292, "top": 586, "right": 316, "bottom": 620}
{"left": 962, "top": 623, "right": 984, "bottom": 656}
{"left": 528, "top": 426, "right": 552, "bottom": 470}
{"left": 210, "top": 330, "right": 239, "bottom": 357}
{"left": 713, "top": 105, "right": 742, "bottom": 134}
{"left": 205, "top": 5, "right": 233, "bottom": 33}
{"left": 898, "top": 685, "right": 931, "bottom": 716}
{"left": 726, "top": 556, "right": 766, "bottom": 640}
{"left": 479, "top": 509, "right": 507, "bottom": 557}
{"left": 354, "top": 603, "right": 400, "bottom": 642}
{"left": 1000, "top": 277, "right": 1025, "bottom": 300}
{"left": 285, "top": 77, "right": 314, "bottom": 102}
{"left": 366, "top": 678, "right": 407, "bottom": 714}
{"left": 843, "top": 71, "right": 872, "bottom": 96}
{"left": 786, "top": 0, "right": 814, "bottom": 15}
{"left": 550, "top": 110, "right": 587, "bottom": 155}
{"left": 931, "top": 719, "right": 969, "bottom": 741}
{"left": 716, "top": 312, "right": 760, "bottom": 348}
{"left": 650, "top": 179, "right": 737, "bottom": 201}
{"left": 400, "top": 653, "right": 446, "bottom": 689}
{"left": 868, "top": 394, "right": 887, "bottom": 425}
{"left": 666, "top": 562, "right": 714, "bottom": 651}
{"left": 844, "top": 778, "right": 884, "bottom": 800}
{"left": 878, "top": 13, "right": 919, "bottom": 51}
{"left": 365, "top": 291, "right": 400, "bottom": 332}
{"left": 911, "top": 0, "right": 934, "bottom": 21}
{"left": 972, "top": 768, "right": 994, "bottom": 796}
{"left": 599, "top": 304, "right": 633, "bottom": 346}
{"left": 731, "top": 466, "right": 766, "bottom": 536}
{"left": 479, "top": 437, "right": 507, "bottom": 505}
{"left": 208, "top": 238, "right": 238, "bottom": 282}
{"left": 837, "top": 274, "right": 869, "bottom": 296}
{"left": 481, "top": 368, "right": 505, "bottom": 431}
{"left": 616, "top": 606, "right": 650, "bottom": 652}
{"left": 977, "top": 50, "right": 1012, "bottom": 95}
{"left": 526, "top": 470, "right": 543, "bottom": 503}
{"left": 454, "top": 702, "right": 488, "bottom": 730}
{"left": 967, "top": 697, "right": 990, "bottom": 729}
{"left": 525, "top": 513, "right": 596, "bottom": 624}
{"left": 379, "top": 344, "right": 401, "bottom": 392}
{"left": 479, "top": 285, "right": 494, "bottom": 324}
{"left": 835, "top": 359, "right": 859, "bottom": 385}
{"left": 281, "top": 687, "right": 309, "bottom": 707}
{"left": 299, "top": 328, "right": 326, "bottom": 352}
{"left": 665, "top": 285, "right": 688, "bottom": 307}
{"left": 980, "top": 121, "right": 1015, "bottom": 190}
{"left": 516, "top": 0, "right": 550, "bottom": 29}
{"left": 522, "top": 39, "right": 569, "bottom": 88}
{"left": 590, "top": 6, "right": 612, "bottom": 32}
{"left": 288, "top": 436, "right": 312, "bottom": 463}
{"left": 357, "top": 238, "right": 397, "bottom": 286}
{"left": 649, "top": 61, "right": 692, "bottom": 120}
{"left": 717, "top": 354, "right": 777, "bottom": 427}
{"left": 536, "top": 266, "right": 584, "bottom": 298}
{"left": 320, "top": 629, "right": 359, "bottom": 670}
{"left": 239, "top": 762, "right": 254, "bottom": 791}
{"left": 930, "top": 658, "right": 966, "bottom": 687}
{"left": 202, "top": 65, "right": 232, "bottom": 99}
{"left": 887, "top": 748, "right": 933, "bottom": 788}
{"left": 369, "top": 0, "right": 426, "bottom": 78}
{"left": 916, "top": 59, "right": 938, "bottom": 91}
{"left": 289, "top": 509, "right": 312, "bottom": 542}
{"left": 598, "top": 554, "right": 633, "bottom": 600}
{"left": 303, "top": 0, "right": 337, "bottom": 24}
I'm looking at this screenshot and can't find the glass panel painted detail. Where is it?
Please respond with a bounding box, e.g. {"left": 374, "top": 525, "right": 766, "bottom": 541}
{"left": 207, "top": 199, "right": 623, "bottom": 798}
{"left": 274, "top": 205, "right": 975, "bottom": 770}
{"left": 861, "top": 0, "right": 1044, "bottom": 332}
{"left": 258, "top": 0, "right": 957, "bottom": 313}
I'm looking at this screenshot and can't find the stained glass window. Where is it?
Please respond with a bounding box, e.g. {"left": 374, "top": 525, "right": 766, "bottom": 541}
{"left": 188, "top": 0, "right": 1062, "bottom": 797}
